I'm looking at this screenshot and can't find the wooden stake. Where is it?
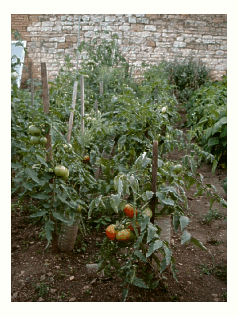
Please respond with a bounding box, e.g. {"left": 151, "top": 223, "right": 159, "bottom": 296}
{"left": 150, "top": 140, "right": 158, "bottom": 224}
{"left": 40, "top": 62, "right": 57, "bottom": 252}
{"left": 100, "top": 81, "right": 103, "bottom": 95}
{"left": 41, "top": 62, "right": 52, "bottom": 161}
{"left": 67, "top": 81, "right": 78, "bottom": 143}
{"left": 29, "top": 62, "right": 34, "bottom": 107}
{"left": 81, "top": 75, "right": 84, "bottom": 134}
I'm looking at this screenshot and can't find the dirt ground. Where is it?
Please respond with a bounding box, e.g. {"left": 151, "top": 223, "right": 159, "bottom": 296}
{"left": 11, "top": 111, "right": 227, "bottom": 302}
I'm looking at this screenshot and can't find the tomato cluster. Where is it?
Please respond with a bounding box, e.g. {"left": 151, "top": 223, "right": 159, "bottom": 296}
{"left": 105, "top": 205, "right": 153, "bottom": 242}
{"left": 28, "top": 125, "right": 47, "bottom": 146}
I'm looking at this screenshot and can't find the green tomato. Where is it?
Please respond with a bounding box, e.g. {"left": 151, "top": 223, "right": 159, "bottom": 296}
{"left": 143, "top": 207, "right": 153, "bottom": 218}
{"left": 54, "top": 165, "right": 69, "bottom": 179}
{"left": 172, "top": 164, "right": 183, "bottom": 174}
{"left": 28, "top": 125, "right": 41, "bottom": 136}
{"left": 30, "top": 136, "right": 40, "bottom": 144}
{"left": 40, "top": 137, "right": 47, "bottom": 145}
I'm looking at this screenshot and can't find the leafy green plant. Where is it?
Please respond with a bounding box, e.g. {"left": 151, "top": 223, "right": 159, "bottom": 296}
{"left": 163, "top": 57, "right": 210, "bottom": 103}
{"left": 186, "top": 76, "right": 227, "bottom": 170}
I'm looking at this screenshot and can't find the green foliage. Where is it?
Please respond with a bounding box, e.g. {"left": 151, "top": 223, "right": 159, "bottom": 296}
{"left": 163, "top": 57, "right": 210, "bottom": 103}
{"left": 186, "top": 76, "right": 227, "bottom": 169}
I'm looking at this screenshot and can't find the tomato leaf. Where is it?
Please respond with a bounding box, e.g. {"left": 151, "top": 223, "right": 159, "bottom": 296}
{"left": 122, "top": 288, "right": 129, "bottom": 302}
{"left": 181, "top": 230, "right": 191, "bottom": 245}
{"left": 163, "top": 245, "right": 172, "bottom": 266}
{"left": 25, "top": 168, "right": 40, "bottom": 183}
{"left": 180, "top": 216, "right": 190, "bottom": 232}
{"left": 30, "top": 192, "right": 49, "bottom": 200}
{"left": 146, "top": 239, "right": 163, "bottom": 258}
{"left": 190, "top": 237, "right": 207, "bottom": 251}
{"left": 110, "top": 194, "right": 120, "bottom": 213}
{"left": 134, "top": 250, "right": 146, "bottom": 262}
{"left": 142, "top": 190, "right": 154, "bottom": 201}
{"left": 45, "top": 218, "right": 54, "bottom": 245}
{"left": 132, "top": 276, "right": 149, "bottom": 289}
{"left": 53, "top": 212, "right": 71, "bottom": 224}
{"left": 170, "top": 257, "right": 178, "bottom": 282}
{"left": 29, "top": 210, "right": 48, "bottom": 218}
{"left": 147, "top": 224, "right": 157, "bottom": 243}
{"left": 173, "top": 215, "right": 180, "bottom": 233}
{"left": 160, "top": 257, "right": 167, "bottom": 273}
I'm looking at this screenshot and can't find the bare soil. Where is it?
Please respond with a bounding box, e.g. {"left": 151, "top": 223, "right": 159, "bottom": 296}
{"left": 11, "top": 112, "right": 227, "bottom": 302}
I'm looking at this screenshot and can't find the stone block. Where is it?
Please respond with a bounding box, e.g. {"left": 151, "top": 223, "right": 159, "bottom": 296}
{"left": 42, "top": 21, "right": 54, "bottom": 27}
{"left": 119, "top": 25, "right": 130, "bottom": 31}
{"left": 65, "top": 35, "right": 77, "bottom": 42}
{"left": 27, "top": 26, "right": 41, "bottom": 32}
{"left": 105, "top": 15, "right": 116, "bottom": 22}
{"left": 82, "top": 25, "right": 94, "bottom": 31}
{"left": 129, "top": 16, "right": 136, "bottom": 23}
{"left": 131, "top": 24, "right": 144, "bottom": 32}
{"left": 41, "top": 27, "right": 53, "bottom": 32}
{"left": 145, "top": 25, "right": 156, "bottom": 31}
{"left": 52, "top": 25, "right": 62, "bottom": 32}
{"left": 147, "top": 39, "right": 156, "bottom": 47}
{"left": 174, "top": 41, "right": 186, "bottom": 48}
{"left": 63, "top": 26, "right": 73, "bottom": 31}
{"left": 91, "top": 15, "right": 104, "bottom": 22}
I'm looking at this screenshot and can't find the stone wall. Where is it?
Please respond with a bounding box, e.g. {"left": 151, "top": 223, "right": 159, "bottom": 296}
{"left": 11, "top": 14, "right": 227, "bottom": 85}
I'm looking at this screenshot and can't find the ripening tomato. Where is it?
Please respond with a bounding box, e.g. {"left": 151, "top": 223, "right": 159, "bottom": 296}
{"left": 124, "top": 204, "right": 137, "bottom": 218}
{"left": 143, "top": 207, "right": 153, "bottom": 218}
{"left": 106, "top": 224, "right": 117, "bottom": 240}
{"left": 116, "top": 229, "right": 131, "bottom": 242}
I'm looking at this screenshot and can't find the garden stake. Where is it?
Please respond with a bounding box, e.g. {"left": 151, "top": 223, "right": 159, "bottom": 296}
{"left": 81, "top": 74, "right": 85, "bottom": 134}
{"left": 28, "top": 62, "right": 34, "bottom": 108}
{"left": 150, "top": 140, "right": 158, "bottom": 225}
{"left": 41, "top": 62, "right": 57, "bottom": 252}
{"left": 67, "top": 81, "right": 78, "bottom": 143}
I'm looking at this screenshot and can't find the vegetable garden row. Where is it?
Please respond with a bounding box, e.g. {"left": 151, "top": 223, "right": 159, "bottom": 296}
{"left": 11, "top": 35, "right": 227, "bottom": 301}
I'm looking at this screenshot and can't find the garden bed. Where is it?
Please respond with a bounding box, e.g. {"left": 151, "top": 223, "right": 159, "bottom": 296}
{"left": 11, "top": 158, "right": 227, "bottom": 302}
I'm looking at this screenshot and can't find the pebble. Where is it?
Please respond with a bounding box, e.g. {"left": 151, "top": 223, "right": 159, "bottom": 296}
{"left": 212, "top": 294, "right": 218, "bottom": 297}
{"left": 187, "top": 281, "right": 192, "bottom": 284}
{"left": 69, "top": 276, "right": 75, "bottom": 281}
{"left": 69, "top": 297, "right": 76, "bottom": 302}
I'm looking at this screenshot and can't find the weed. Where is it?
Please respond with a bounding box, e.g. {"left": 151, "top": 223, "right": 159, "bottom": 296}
{"left": 207, "top": 238, "right": 223, "bottom": 245}
{"left": 202, "top": 209, "right": 224, "bottom": 225}
{"left": 199, "top": 263, "right": 227, "bottom": 281}
{"left": 34, "top": 282, "right": 49, "bottom": 297}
